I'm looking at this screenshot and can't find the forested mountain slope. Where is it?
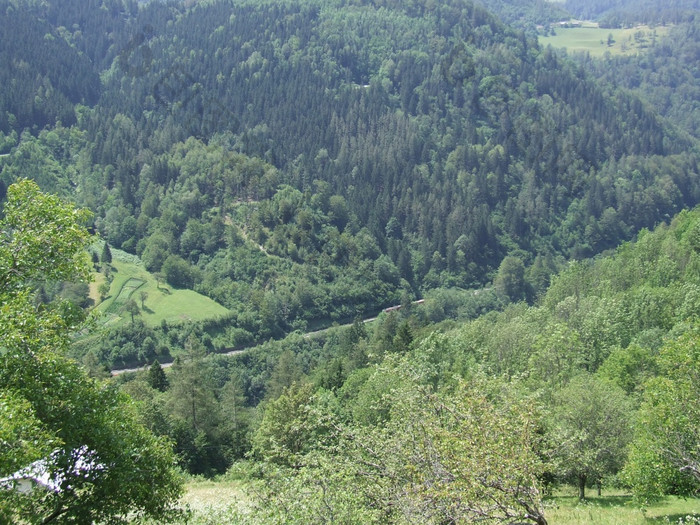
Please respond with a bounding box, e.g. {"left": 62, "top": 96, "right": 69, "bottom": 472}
{"left": 578, "top": 19, "right": 700, "bottom": 139}
{"left": 0, "top": 3, "right": 100, "bottom": 132}
{"left": 2, "top": 1, "right": 700, "bottom": 519}
{"left": 88, "top": 0, "right": 697, "bottom": 270}
{"left": 0, "top": 0, "right": 698, "bottom": 358}
{"left": 115, "top": 178, "right": 700, "bottom": 521}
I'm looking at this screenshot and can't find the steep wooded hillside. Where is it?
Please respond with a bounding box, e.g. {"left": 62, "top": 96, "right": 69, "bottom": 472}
{"left": 577, "top": 19, "right": 700, "bottom": 139}
{"left": 0, "top": 0, "right": 698, "bottom": 358}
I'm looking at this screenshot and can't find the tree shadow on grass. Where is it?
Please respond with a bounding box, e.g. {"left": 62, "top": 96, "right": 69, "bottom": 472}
{"left": 552, "top": 494, "right": 635, "bottom": 508}
{"left": 579, "top": 497, "right": 700, "bottom": 523}
{"left": 583, "top": 495, "right": 634, "bottom": 508}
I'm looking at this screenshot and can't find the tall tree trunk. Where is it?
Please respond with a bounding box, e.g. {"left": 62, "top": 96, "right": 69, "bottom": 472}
{"left": 578, "top": 474, "right": 586, "bottom": 500}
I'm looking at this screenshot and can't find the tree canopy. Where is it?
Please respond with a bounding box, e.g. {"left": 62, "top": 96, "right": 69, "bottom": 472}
{"left": 1, "top": 0, "right": 700, "bottom": 520}
{"left": 0, "top": 180, "right": 182, "bottom": 523}
{"left": 625, "top": 327, "right": 700, "bottom": 502}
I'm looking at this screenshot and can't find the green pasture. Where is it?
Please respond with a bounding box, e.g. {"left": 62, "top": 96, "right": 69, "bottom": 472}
{"left": 539, "top": 25, "right": 670, "bottom": 57}
{"left": 546, "top": 490, "right": 700, "bottom": 524}
{"left": 92, "top": 247, "right": 230, "bottom": 327}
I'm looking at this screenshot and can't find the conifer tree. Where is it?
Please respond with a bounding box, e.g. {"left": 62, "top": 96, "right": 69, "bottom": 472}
{"left": 148, "top": 360, "right": 169, "bottom": 392}
{"left": 101, "top": 241, "right": 112, "bottom": 264}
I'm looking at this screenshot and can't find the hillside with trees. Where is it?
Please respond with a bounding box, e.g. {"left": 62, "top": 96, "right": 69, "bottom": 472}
{"left": 1, "top": 0, "right": 698, "bottom": 366}
{"left": 1, "top": 0, "right": 699, "bottom": 522}
{"left": 115, "top": 185, "right": 700, "bottom": 523}
{"left": 575, "top": 18, "right": 700, "bottom": 140}
{"left": 0, "top": 180, "right": 182, "bottom": 523}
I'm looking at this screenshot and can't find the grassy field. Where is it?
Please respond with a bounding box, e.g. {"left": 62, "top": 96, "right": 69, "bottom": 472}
{"left": 539, "top": 24, "right": 670, "bottom": 57}
{"left": 546, "top": 490, "right": 700, "bottom": 524}
{"left": 182, "top": 479, "right": 250, "bottom": 512}
{"left": 176, "top": 479, "right": 251, "bottom": 524}
{"left": 91, "top": 246, "right": 230, "bottom": 327}
{"left": 176, "top": 479, "right": 700, "bottom": 524}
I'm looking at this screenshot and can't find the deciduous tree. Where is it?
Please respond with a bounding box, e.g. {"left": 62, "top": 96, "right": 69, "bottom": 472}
{"left": 254, "top": 360, "right": 548, "bottom": 525}
{"left": 547, "top": 374, "right": 633, "bottom": 499}
{"left": 624, "top": 328, "right": 700, "bottom": 502}
{"left": 0, "top": 180, "right": 182, "bottom": 523}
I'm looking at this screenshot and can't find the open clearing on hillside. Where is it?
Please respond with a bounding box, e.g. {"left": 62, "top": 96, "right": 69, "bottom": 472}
{"left": 113, "top": 277, "right": 146, "bottom": 305}
{"left": 91, "top": 247, "right": 230, "bottom": 327}
{"left": 539, "top": 24, "right": 670, "bottom": 57}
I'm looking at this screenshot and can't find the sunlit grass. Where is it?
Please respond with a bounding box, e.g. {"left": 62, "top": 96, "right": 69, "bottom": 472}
{"left": 177, "top": 479, "right": 252, "bottom": 524}
{"left": 182, "top": 479, "right": 249, "bottom": 511}
{"left": 539, "top": 25, "right": 671, "bottom": 57}
{"left": 177, "top": 480, "right": 700, "bottom": 524}
{"left": 91, "top": 246, "right": 229, "bottom": 327}
{"left": 546, "top": 488, "right": 700, "bottom": 524}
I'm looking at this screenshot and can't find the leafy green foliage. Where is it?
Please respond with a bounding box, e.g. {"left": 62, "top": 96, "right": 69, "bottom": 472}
{"left": 252, "top": 382, "right": 321, "bottom": 468}
{"left": 547, "top": 374, "right": 633, "bottom": 499}
{"left": 0, "top": 391, "right": 55, "bottom": 476}
{"left": 0, "top": 180, "right": 182, "bottom": 523}
{"left": 0, "top": 179, "right": 92, "bottom": 293}
{"left": 0, "top": 391, "right": 56, "bottom": 523}
{"left": 625, "top": 328, "right": 700, "bottom": 502}
{"left": 251, "top": 360, "right": 547, "bottom": 525}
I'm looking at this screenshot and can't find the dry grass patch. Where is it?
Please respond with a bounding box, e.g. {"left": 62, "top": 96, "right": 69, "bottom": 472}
{"left": 182, "top": 479, "right": 251, "bottom": 515}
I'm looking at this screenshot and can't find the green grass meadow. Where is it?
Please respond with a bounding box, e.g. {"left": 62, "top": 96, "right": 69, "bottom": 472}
{"left": 174, "top": 480, "right": 700, "bottom": 525}
{"left": 546, "top": 491, "right": 700, "bottom": 524}
{"left": 539, "top": 25, "right": 670, "bottom": 57}
{"left": 91, "top": 247, "right": 230, "bottom": 327}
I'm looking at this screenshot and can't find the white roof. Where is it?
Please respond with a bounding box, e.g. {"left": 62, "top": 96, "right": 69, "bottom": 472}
{"left": 0, "top": 446, "right": 104, "bottom": 494}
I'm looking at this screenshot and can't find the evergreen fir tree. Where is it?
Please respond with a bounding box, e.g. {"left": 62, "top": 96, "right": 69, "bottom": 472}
{"left": 148, "top": 360, "right": 169, "bottom": 392}
{"left": 101, "top": 242, "right": 112, "bottom": 264}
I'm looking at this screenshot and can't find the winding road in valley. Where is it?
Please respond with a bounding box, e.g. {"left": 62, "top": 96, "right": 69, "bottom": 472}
{"left": 110, "top": 299, "right": 424, "bottom": 375}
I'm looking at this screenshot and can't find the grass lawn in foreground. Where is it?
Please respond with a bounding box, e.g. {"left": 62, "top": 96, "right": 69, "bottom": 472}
{"left": 175, "top": 480, "right": 700, "bottom": 524}
{"left": 546, "top": 489, "right": 700, "bottom": 524}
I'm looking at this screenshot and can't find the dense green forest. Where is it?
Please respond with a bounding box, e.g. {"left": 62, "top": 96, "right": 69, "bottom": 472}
{"left": 1, "top": 0, "right": 700, "bottom": 522}
{"left": 1, "top": 0, "right": 698, "bottom": 366}
{"left": 575, "top": 19, "right": 700, "bottom": 139}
